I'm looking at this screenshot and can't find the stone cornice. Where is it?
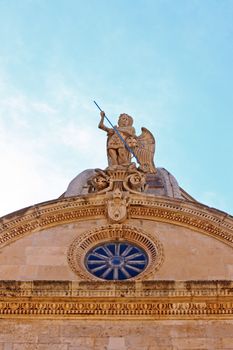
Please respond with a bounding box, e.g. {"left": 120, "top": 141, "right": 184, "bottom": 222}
{"left": 0, "top": 194, "right": 232, "bottom": 248}
{"left": 0, "top": 280, "right": 232, "bottom": 319}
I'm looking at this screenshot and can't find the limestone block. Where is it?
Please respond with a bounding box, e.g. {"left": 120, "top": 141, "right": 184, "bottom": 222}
{"left": 205, "top": 321, "right": 233, "bottom": 338}
{"left": 125, "top": 336, "right": 155, "bottom": 347}
{"left": 3, "top": 344, "right": 12, "bottom": 350}
{"left": 60, "top": 337, "right": 94, "bottom": 347}
{"left": 94, "top": 337, "right": 109, "bottom": 348}
{"left": 220, "top": 337, "right": 233, "bottom": 348}
{"left": 148, "top": 347, "right": 173, "bottom": 350}
{"left": 108, "top": 337, "right": 126, "bottom": 350}
{"left": 13, "top": 346, "right": 68, "bottom": 350}
{"left": 36, "top": 266, "right": 75, "bottom": 280}
{"left": 68, "top": 347, "right": 92, "bottom": 350}
{"left": 37, "top": 346, "right": 67, "bottom": 350}
{"left": 17, "top": 265, "right": 39, "bottom": 280}
{"left": 12, "top": 346, "right": 37, "bottom": 350}
{"left": 172, "top": 337, "right": 209, "bottom": 349}
{"left": 61, "top": 325, "right": 103, "bottom": 337}
{"left": 126, "top": 347, "right": 148, "bottom": 350}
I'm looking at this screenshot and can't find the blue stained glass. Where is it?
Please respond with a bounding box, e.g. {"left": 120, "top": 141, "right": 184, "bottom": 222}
{"left": 85, "top": 242, "right": 148, "bottom": 280}
{"left": 107, "top": 244, "right": 116, "bottom": 255}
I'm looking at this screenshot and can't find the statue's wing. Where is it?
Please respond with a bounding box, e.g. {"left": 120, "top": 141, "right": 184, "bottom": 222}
{"left": 134, "top": 127, "right": 156, "bottom": 173}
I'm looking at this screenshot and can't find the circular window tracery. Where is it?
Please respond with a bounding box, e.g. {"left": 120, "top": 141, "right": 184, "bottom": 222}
{"left": 85, "top": 242, "right": 148, "bottom": 280}
{"left": 67, "top": 224, "right": 164, "bottom": 281}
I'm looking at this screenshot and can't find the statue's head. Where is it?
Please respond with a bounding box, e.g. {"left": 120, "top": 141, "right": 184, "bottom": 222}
{"left": 118, "top": 113, "right": 133, "bottom": 127}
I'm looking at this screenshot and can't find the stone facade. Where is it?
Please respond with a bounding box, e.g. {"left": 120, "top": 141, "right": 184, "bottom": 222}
{"left": 0, "top": 319, "right": 233, "bottom": 350}
{"left": 0, "top": 218, "right": 233, "bottom": 281}
{"left": 0, "top": 171, "right": 233, "bottom": 349}
{"left": 0, "top": 280, "right": 233, "bottom": 349}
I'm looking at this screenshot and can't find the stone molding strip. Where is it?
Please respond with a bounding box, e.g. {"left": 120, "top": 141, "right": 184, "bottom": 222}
{"left": 0, "top": 194, "right": 232, "bottom": 248}
{"left": 0, "top": 280, "right": 233, "bottom": 298}
{"left": 0, "top": 280, "right": 232, "bottom": 319}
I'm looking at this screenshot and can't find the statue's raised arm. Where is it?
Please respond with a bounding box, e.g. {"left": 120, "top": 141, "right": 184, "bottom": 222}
{"left": 98, "top": 111, "right": 113, "bottom": 134}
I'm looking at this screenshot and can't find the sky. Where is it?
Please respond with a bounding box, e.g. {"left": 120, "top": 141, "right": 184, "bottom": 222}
{"left": 0, "top": 0, "right": 232, "bottom": 217}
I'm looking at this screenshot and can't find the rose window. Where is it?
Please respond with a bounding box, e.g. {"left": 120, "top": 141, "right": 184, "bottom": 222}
{"left": 85, "top": 241, "right": 148, "bottom": 280}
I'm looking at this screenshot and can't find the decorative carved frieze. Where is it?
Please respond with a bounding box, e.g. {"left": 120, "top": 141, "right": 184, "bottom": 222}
{"left": 0, "top": 280, "right": 232, "bottom": 319}
{"left": 0, "top": 300, "right": 232, "bottom": 319}
{"left": 0, "top": 195, "right": 232, "bottom": 249}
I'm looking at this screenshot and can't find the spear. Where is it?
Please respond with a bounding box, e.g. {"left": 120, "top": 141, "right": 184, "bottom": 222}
{"left": 93, "top": 100, "right": 139, "bottom": 164}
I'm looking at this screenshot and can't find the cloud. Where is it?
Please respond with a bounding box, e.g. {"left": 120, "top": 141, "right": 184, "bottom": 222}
{"left": 0, "top": 113, "right": 67, "bottom": 216}
{"left": 56, "top": 119, "right": 104, "bottom": 151}
{"left": 0, "top": 75, "right": 109, "bottom": 217}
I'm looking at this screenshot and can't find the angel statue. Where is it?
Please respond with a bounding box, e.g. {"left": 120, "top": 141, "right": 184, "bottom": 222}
{"left": 98, "top": 111, "right": 156, "bottom": 173}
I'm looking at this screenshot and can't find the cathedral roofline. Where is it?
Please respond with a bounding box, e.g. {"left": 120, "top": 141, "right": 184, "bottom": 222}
{"left": 0, "top": 192, "right": 232, "bottom": 250}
